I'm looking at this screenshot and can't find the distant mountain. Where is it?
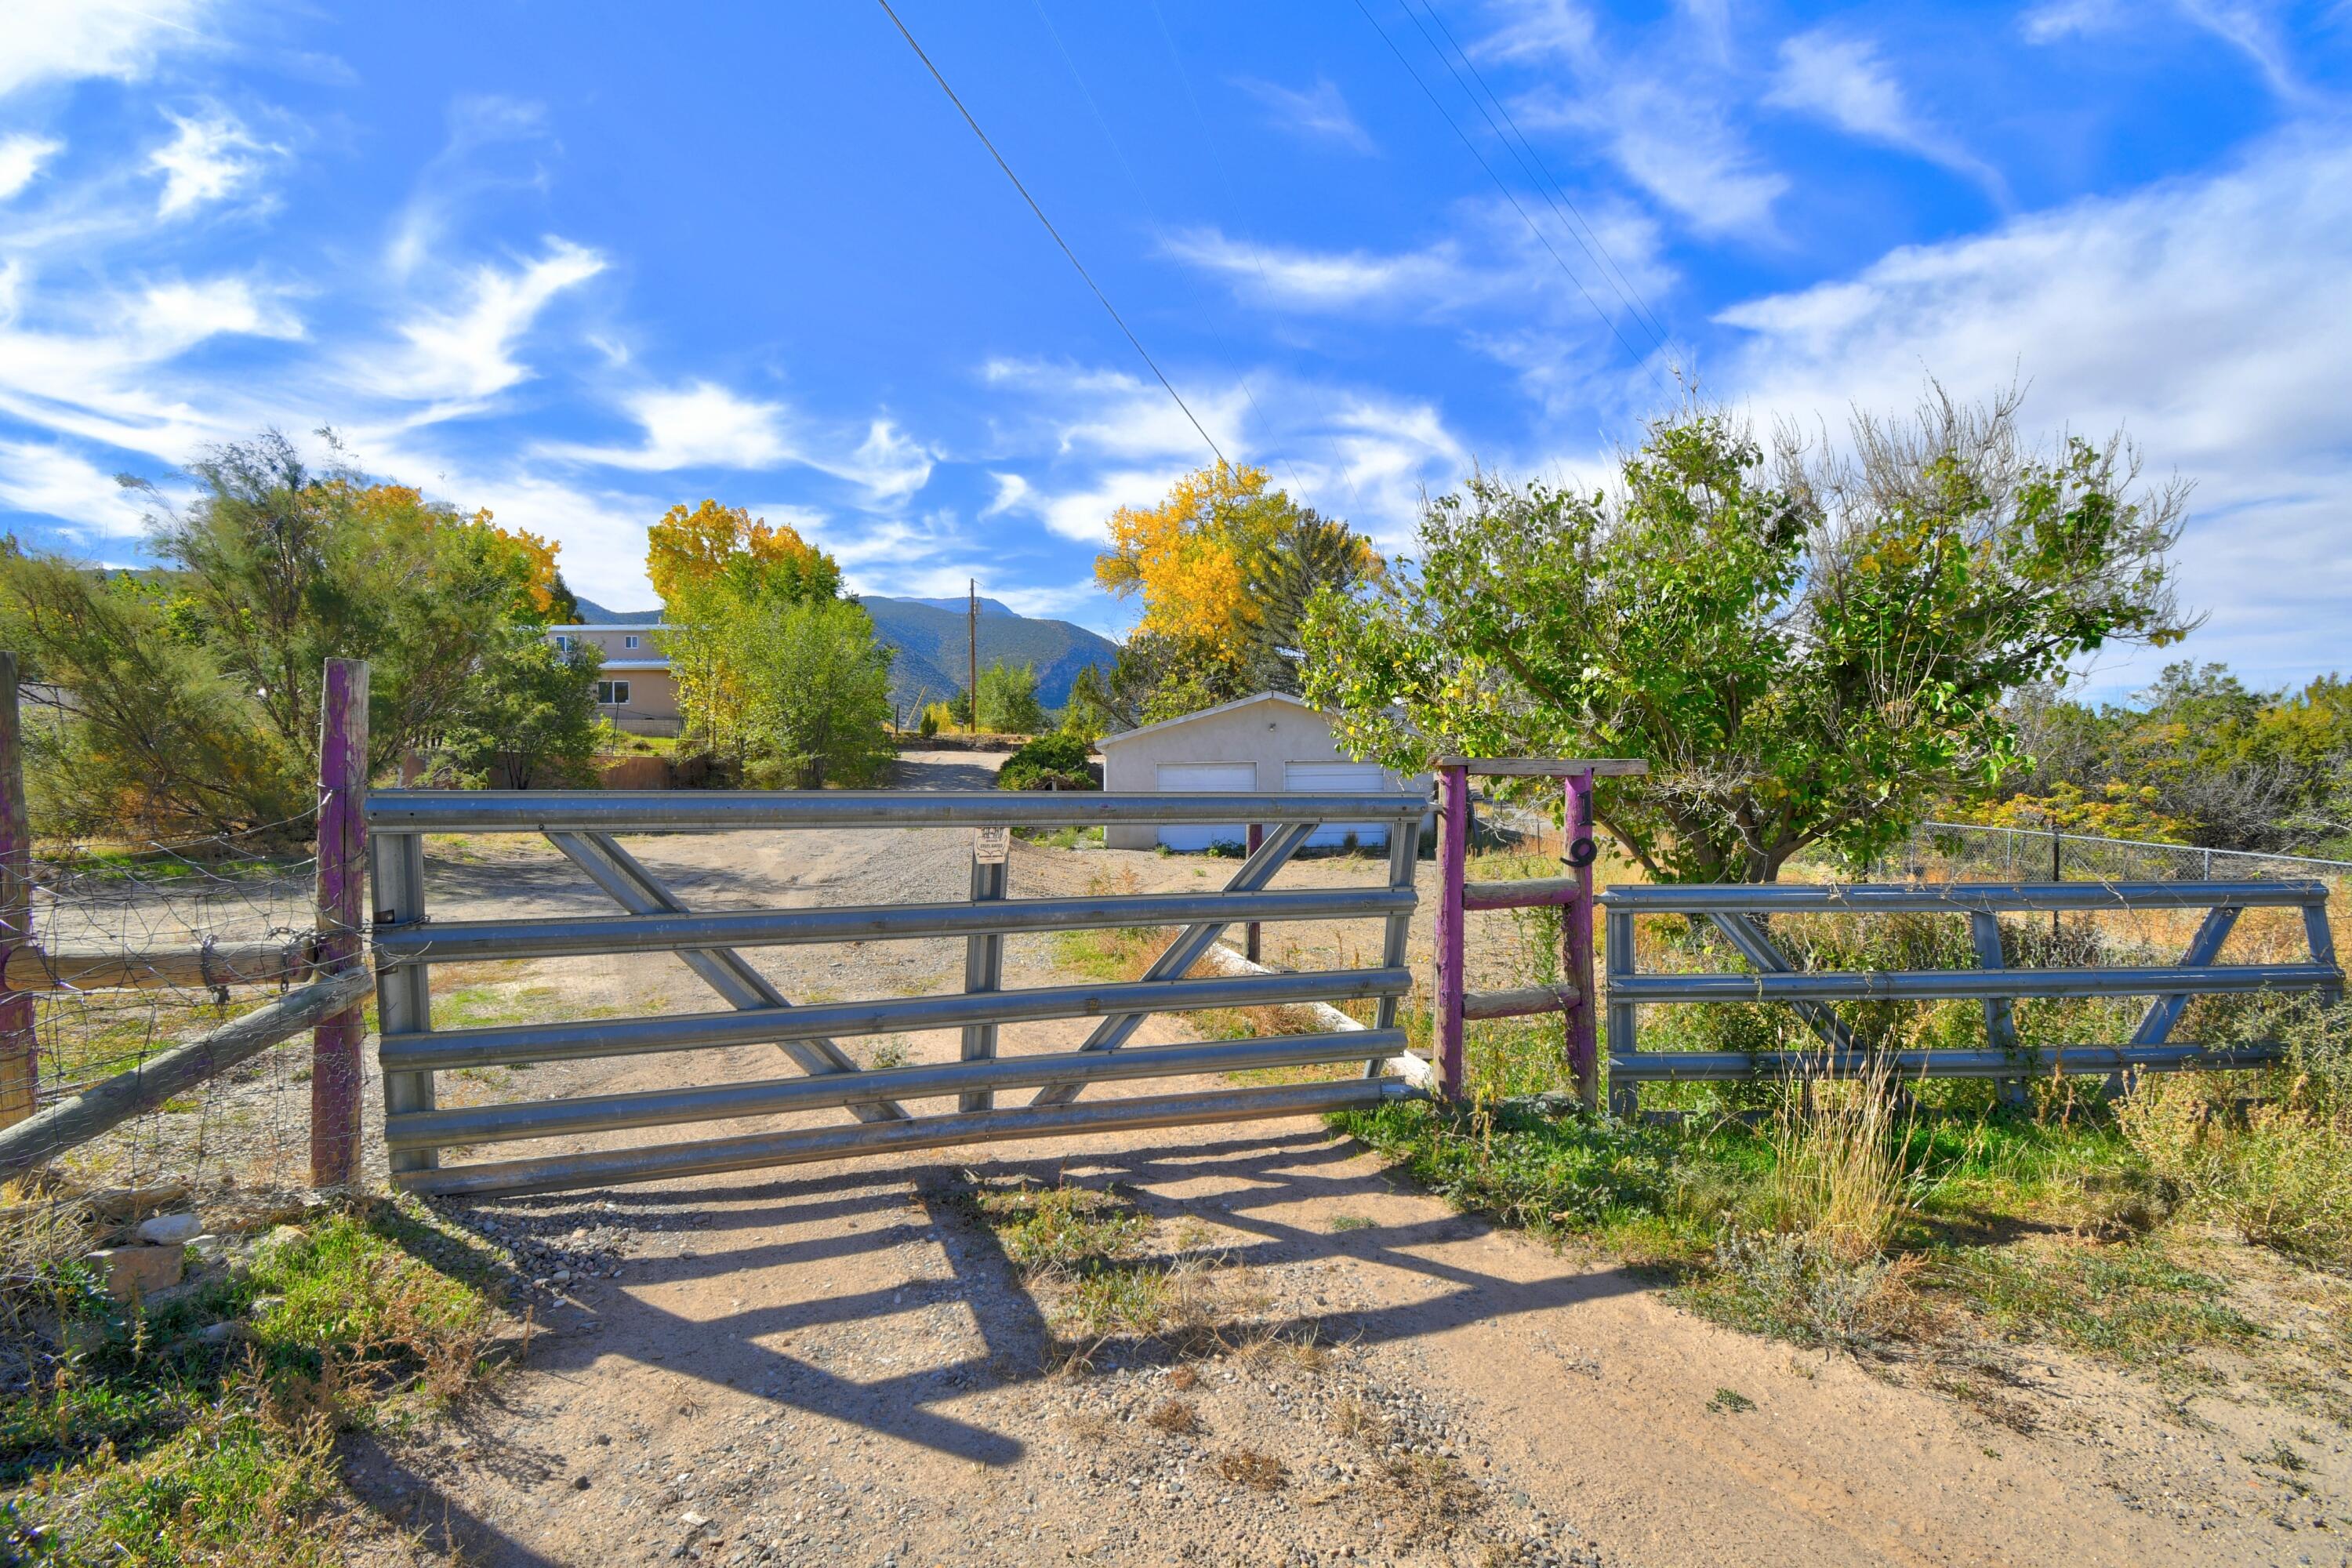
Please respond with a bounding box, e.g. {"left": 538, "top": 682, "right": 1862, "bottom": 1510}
{"left": 566, "top": 594, "right": 1116, "bottom": 710}
{"left": 902, "top": 595, "right": 1018, "bottom": 617}
{"left": 862, "top": 597, "right": 1116, "bottom": 710}
{"left": 568, "top": 597, "right": 661, "bottom": 624}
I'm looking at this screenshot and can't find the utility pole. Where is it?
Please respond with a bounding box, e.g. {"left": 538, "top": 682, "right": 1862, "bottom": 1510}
{"left": 967, "top": 577, "right": 979, "bottom": 736}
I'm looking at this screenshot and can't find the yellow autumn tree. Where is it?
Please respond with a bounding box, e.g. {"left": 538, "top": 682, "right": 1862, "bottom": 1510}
{"left": 1092, "top": 463, "right": 1381, "bottom": 715}
{"left": 1094, "top": 462, "right": 1276, "bottom": 655}
{"left": 648, "top": 499, "right": 839, "bottom": 604}
{"left": 647, "top": 500, "right": 857, "bottom": 757}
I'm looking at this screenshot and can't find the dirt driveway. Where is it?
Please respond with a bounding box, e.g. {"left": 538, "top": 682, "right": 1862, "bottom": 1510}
{"left": 347, "top": 755, "right": 2350, "bottom": 1568}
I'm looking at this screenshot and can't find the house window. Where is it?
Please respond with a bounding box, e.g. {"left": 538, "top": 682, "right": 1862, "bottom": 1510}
{"left": 623, "top": 635, "right": 639, "bottom": 649}
{"left": 595, "top": 681, "right": 630, "bottom": 706}
{"left": 554, "top": 634, "right": 572, "bottom": 652}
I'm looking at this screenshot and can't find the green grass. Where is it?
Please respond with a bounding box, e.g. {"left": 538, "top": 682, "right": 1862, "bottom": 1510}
{"left": 2, "top": 1200, "right": 510, "bottom": 1566}
{"left": 1333, "top": 1082, "right": 2307, "bottom": 1374}
{"left": 1929, "top": 1240, "right": 2260, "bottom": 1367}
{"left": 1015, "top": 825, "right": 1103, "bottom": 850}
{"left": 958, "top": 1178, "right": 1221, "bottom": 1352}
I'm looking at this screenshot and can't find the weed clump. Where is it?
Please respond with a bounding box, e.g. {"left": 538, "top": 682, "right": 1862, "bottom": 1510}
{"left": 2, "top": 1197, "right": 511, "bottom": 1565}
{"left": 1145, "top": 1399, "right": 1200, "bottom": 1436}
{"left": 1215, "top": 1448, "right": 1286, "bottom": 1490}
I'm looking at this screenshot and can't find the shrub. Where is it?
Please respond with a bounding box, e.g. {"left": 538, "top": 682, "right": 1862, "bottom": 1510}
{"left": 999, "top": 731, "right": 1097, "bottom": 792}
{"left": 2119, "top": 1078, "right": 2352, "bottom": 1265}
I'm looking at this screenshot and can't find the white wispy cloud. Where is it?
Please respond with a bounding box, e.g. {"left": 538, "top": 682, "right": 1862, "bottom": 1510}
{"left": 1479, "top": 0, "right": 1787, "bottom": 239}
{"left": 836, "top": 419, "right": 934, "bottom": 503}
{"left": 1161, "top": 229, "right": 1470, "bottom": 311}
{"left": 0, "top": 136, "right": 64, "bottom": 201}
{"left": 982, "top": 472, "right": 1030, "bottom": 518}
{"left": 1715, "top": 124, "right": 2352, "bottom": 687}
{"left": 366, "top": 238, "right": 604, "bottom": 412}
{"left": 0, "top": 0, "right": 212, "bottom": 100}
{"left": 1765, "top": 30, "right": 2009, "bottom": 205}
{"left": 979, "top": 358, "right": 1468, "bottom": 553}
{"left": 1232, "top": 76, "right": 1375, "bottom": 154}
{"left": 148, "top": 109, "right": 274, "bottom": 218}
{"left": 0, "top": 441, "right": 153, "bottom": 539}
{"left": 129, "top": 276, "right": 303, "bottom": 350}
{"left": 1167, "top": 192, "right": 1673, "bottom": 325}
{"left": 547, "top": 382, "right": 791, "bottom": 471}
{"left": 541, "top": 381, "right": 935, "bottom": 503}
{"left": 0, "top": 263, "right": 309, "bottom": 465}
{"left": 2022, "top": 0, "right": 2306, "bottom": 101}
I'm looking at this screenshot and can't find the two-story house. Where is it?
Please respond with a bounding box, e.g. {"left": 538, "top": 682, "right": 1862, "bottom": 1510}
{"left": 546, "top": 623, "right": 682, "bottom": 736}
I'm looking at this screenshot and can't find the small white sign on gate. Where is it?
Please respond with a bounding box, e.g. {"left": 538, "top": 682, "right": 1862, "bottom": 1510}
{"left": 974, "top": 825, "right": 1011, "bottom": 864}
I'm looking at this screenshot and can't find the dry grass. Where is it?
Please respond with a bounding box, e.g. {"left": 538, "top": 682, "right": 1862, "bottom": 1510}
{"left": 962, "top": 1177, "right": 1236, "bottom": 1369}
{"left": 1330, "top": 1392, "right": 1388, "bottom": 1446}
{"left": 2120, "top": 1077, "right": 2352, "bottom": 1263}
{"left": 1366, "top": 1452, "right": 1486, "bottom": 1548}
{"left": 1215, "top": 1447, "right": 1287, "bottom": 1490}
{"left": 1145, "top": 1398, "right": 1200, "bottom": 1436}
{"left": 1762, "top": 1057, "right": 1911, "bottom": 1265}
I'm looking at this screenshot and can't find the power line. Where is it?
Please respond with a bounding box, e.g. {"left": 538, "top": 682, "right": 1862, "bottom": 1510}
{"left": 1143, "top": 0, "right": 1370, "bottom": 515}
{"left": 1027, "top": 0, "right": 1309, "bottom": 498}
{"left": 873, "top": 0, "right": 1227, "bottom": 467}
{"left": 1407, "top": 0, "right": 1675, "bottom": 355}
{"left": 1350, "top": 0, "right": 1670, "bottom": 395}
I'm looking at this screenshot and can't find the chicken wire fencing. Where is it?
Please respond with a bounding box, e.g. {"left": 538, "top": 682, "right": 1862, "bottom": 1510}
{"left": 9, "top": 811, "right": 328, "bottom": 1210}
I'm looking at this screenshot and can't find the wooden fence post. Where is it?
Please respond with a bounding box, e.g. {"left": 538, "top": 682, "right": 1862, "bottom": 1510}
{"left": 1563, "top": 768, "right": 1599, "bottom": 1112}
{"left": 310, "top": 659, "right": 369, "bottom": 1187}
{"left": 0, "top": 655, "right": 31, "bottom": 1128}
{"left": 1433, "top": 764, "right": 1468, "bottom": 1100}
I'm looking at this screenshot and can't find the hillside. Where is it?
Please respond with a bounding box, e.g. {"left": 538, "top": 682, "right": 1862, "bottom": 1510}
{"left": 570, "top": 594, "right": 1117, "bottom": 710}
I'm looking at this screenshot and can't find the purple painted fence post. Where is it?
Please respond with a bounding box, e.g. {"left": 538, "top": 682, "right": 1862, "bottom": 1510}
{"left": 1434, "top": 763, "right": 1469, "bottom": 1100}
{"left": 310, "top": 659, "right": 369, "bottom": 1188}
{"left": 1564, "top": 769, "right": 1599, "bottom": 1111}
{"left": 0, "top": 655, "right": 31, "bottom": 1129}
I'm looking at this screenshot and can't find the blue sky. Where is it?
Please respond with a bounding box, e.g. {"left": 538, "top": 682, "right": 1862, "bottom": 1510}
{"left": 1, "top": 1, "right": 2347, "bottom": 699}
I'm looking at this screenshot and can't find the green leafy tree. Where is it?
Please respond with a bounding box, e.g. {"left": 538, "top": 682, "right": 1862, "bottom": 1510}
{"left": 975, "top": 661, "right": 1045, "bottom": 732}
{"left": 0, "top": 552, "right": 308, "bottom": 837}
{"left": 441, "top": 630, "right": 605, "bottom": 789}
{"left": 140, "top": 430, "right": 557, "bottom": 774}
{"left": 1304, "top": 390, "right": 2190, "bottom": 882}
{"left": 1977, "top": 664, "right": 2352, "bottom": 852}
{"left": 2, "top": 431, "right": 574, "bottom": 836}
{"left": 717, "top": 597, "right": 895, "bottom": 788}
{"left": 998, "top": 731, "right": 1096, "bottom": 790}
{"left": 1070, "top": 632, "right": 1254, "bottom": 733}
{"left": 1238, "top": 510, "right": 1381, "bottom": 695}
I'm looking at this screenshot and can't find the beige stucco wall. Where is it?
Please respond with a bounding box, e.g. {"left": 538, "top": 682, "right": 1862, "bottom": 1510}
{"left": 550, "top": 626, "right": 681, "bottom": 736}
{"left": 1098, "top": 696, "right": 1430, "bottom": 850}
{"left": 598, "top": 667, "right": 680, "bottom": 736}
{"left": 554, "top": 625, "right": 670, "bottom": 661}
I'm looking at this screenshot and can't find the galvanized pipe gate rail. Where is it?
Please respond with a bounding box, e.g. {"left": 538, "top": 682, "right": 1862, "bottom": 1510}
{"left": 365, "top": 787, "right": 1428, "bottom": 1197}
{"left": 1601, "top": 879, "right": 2342, "bottom": 1116}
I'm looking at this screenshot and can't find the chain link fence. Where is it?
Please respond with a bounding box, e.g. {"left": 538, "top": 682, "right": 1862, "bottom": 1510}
{"left": 1875, "top": 821, "right": 2352, "bottom": 887}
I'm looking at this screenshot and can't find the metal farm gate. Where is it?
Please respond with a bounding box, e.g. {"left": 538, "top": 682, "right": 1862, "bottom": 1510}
{"left": 363, "top": 788, "right": 1428, "bottom": 1198}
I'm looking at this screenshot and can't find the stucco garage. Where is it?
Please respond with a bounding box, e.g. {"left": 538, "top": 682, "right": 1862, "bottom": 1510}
{"left": 1097, "top": 691, "right": 1432, "bottom": 851}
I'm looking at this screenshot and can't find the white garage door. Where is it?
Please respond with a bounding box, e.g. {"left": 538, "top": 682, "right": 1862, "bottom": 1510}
{"left": 1155, "top": 762, "right": 1257, "bottom": 852}
{"left": 1285, "top": 761, "right": 1390, "bottom": 849}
